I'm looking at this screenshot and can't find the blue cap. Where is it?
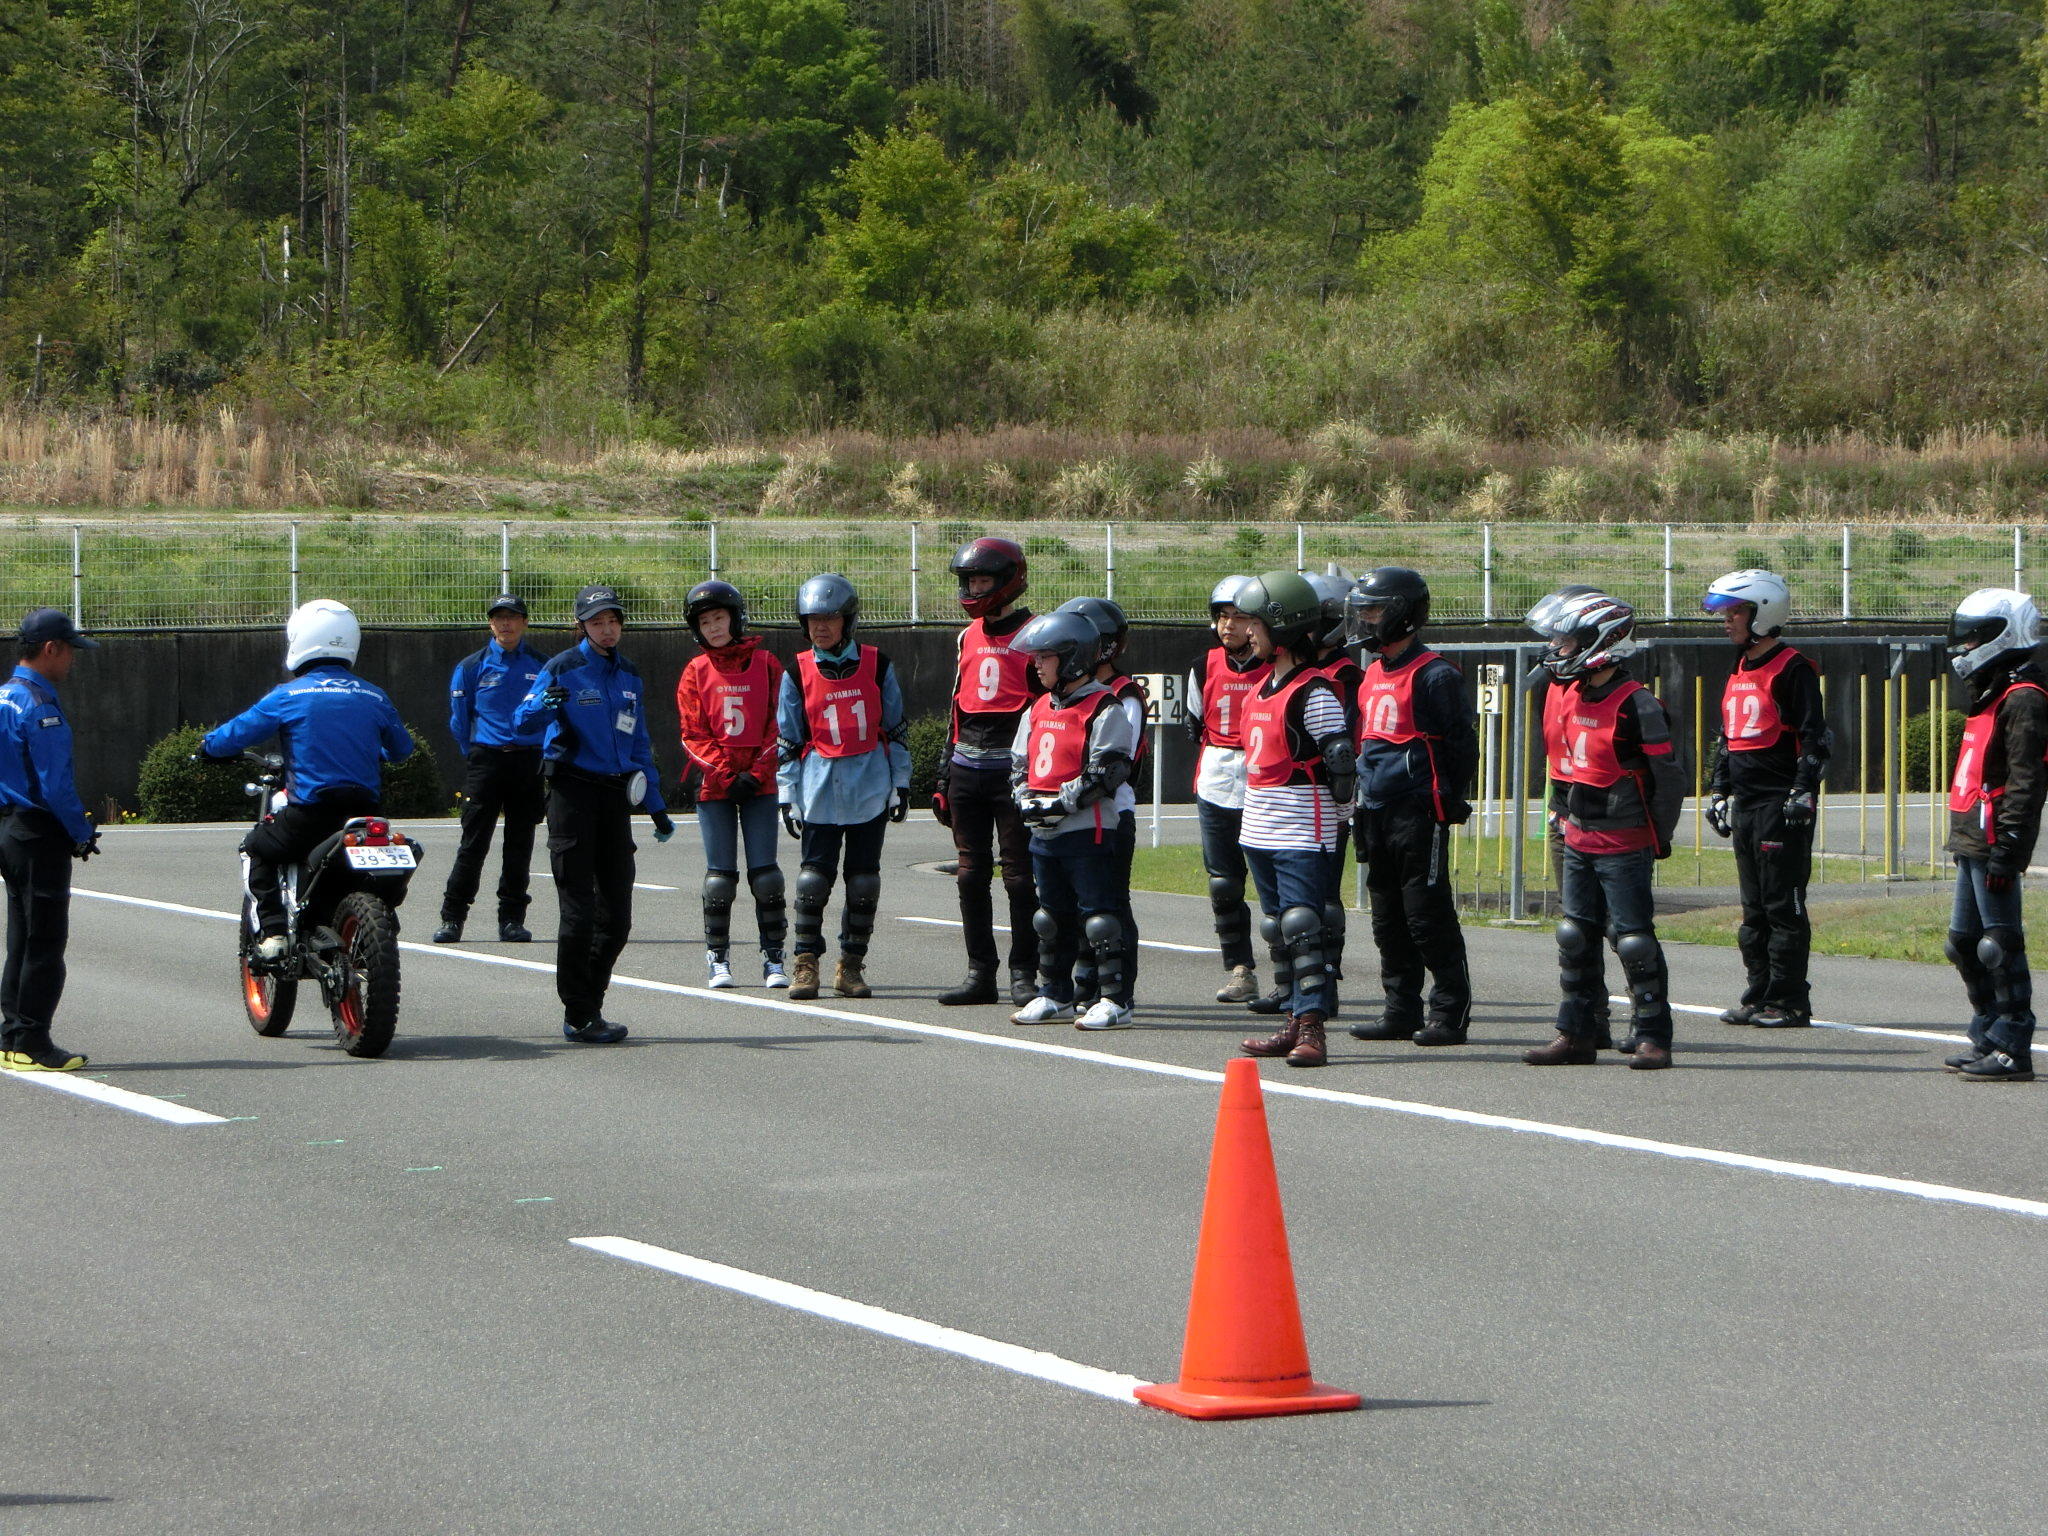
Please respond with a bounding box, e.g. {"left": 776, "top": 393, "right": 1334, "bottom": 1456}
{"left": 19, "top": 608, "right": 98, "bottom": 651}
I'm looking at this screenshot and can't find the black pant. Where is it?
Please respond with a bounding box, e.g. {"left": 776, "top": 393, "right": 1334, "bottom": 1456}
{"left": 796, "top": 814, "right": 888, "bottom": 956}
{"left": 441, "top": 747, "right": 545, "bottom": 925}
{"left": 1358, "top": 800, "right": 1470, "bottom": 1025}
{"left": 1732, "top": 796, "right": 1813, "bottom": 1014}
{"left": 241, "top": 788, "right": 380, "bottom": 937}
{"left": 1196, "top": 799, "right": 1255, "bottom": 970}
{"left": 0, "top": 812, "right": 72, "bottom": 1042}
{"left": 546, "top": 773, "right": 637, "bottom": 1023}
{"left": 948, "top": 762, "right": 1037, "bottom": 976}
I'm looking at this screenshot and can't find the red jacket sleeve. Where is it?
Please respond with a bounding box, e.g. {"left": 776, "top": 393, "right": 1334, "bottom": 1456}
{"left": 677, "top": 658, "right": 735, "bottom": 798}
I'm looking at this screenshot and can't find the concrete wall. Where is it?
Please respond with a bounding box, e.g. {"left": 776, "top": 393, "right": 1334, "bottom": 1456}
{"left": 62, "top": 621, "right": 1953, "bottom": 816}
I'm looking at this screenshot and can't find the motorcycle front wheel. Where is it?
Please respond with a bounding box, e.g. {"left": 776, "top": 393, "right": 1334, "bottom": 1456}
{"left": 330, "top": 891, "right": 401, "bottom": 1058}
{"left": 240, "top": 897, "right": 297, "bottom": 1037}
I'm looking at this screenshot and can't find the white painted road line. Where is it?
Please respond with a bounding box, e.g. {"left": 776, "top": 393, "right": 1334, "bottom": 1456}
{"left": 533, "top": 870, "right": 678, "bottom": 893}
{"left": 899, "top": 913, "right": 1216, "bottom": 955}
{"left": 1, "top": 1068, "right": 227, "bottom": 1125}
{"left": 572, "top": 1236, "right": 1146, "bottom": 1404}
{"left": 74, "top": 887, "right": 2048, "bottom": 1223}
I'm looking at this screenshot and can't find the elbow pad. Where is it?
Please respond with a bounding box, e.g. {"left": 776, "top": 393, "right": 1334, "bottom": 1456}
{"left": 1318, "top": 734, "right": 1358, "bottom": 806}
{"left": 1066, "top": 753, "right": 1134, "bottom": 810}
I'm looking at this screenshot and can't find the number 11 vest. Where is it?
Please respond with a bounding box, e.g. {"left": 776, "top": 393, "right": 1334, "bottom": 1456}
{"left": 797, "top": 646, "right": 883, "bottom": 758}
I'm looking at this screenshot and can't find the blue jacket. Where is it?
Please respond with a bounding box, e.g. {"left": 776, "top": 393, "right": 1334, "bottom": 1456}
{"left": 775, "top": 643, "right": 909, "bottom": 826}
{"left": 202, "top": 662, "right": 415, "bottom": 805}
{"left": 0, "top": 665, "right": 95, "bottom": 843}
{"left": 513, "top": 639, "right": 666, "bottom": 812}
{"left": 449, "top": 639, "right": 548, "bottom": 751}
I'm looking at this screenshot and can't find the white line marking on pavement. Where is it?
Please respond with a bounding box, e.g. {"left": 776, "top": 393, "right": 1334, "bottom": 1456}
{"left": 572, "top": 1236, "right": 1145, "bottom": 1404}
{"left": 899, "top": 913, "right": 1215, "bottom": 955}
{"left": 0, "top": 1068, "right": 226, "bottom": 1125}
{"left": 533, "top": 870, "right": 678, "bottom": 893}
{"left": 74, "top": 887, "right": 2048, "bottom": 1221}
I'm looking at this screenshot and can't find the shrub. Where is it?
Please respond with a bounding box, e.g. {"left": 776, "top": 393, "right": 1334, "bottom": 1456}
{"left": 136, "top": 723, "right": 447, "bottom": 822}
{"left": 1904, "top": 708, "right": 1965, "bottom": 793}
{"left": 906, "top": 712, "right": 949, "bottom": 801}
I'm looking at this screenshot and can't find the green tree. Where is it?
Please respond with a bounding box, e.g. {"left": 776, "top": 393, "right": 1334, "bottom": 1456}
{"left": 817, "top": 124, "right": 976, "bottom": 309}
{"left": 978, "top": 164, "right": 1187, "bottom": 309}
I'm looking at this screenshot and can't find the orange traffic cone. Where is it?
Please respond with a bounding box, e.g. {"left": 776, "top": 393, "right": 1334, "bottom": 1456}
{"left": 1136, "top": 1058, "right": 1363, "bottom": 1420}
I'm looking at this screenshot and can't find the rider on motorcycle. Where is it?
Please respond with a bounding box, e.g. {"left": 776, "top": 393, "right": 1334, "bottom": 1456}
{"left": 201, "top": 601, "right": 414, "bottom": 961}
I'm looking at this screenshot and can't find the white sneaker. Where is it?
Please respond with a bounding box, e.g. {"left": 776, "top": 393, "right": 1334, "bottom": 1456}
{"left": 1010, "top": 995, "right": 1075, "bottom": 1026}
{"left": 762, "top": 956, "right": 791, "bottom": 990}
{"left": 707, "top": 956, "right": 735, "bottom": 989}
{"left": 255, "top": 935, "right": 288, "bottom": 962}
{"left": 1076, "top": 999, "right": 1134, "bottom": 1030}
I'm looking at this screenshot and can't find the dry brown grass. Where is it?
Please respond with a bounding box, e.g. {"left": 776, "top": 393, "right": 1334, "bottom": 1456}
{"left": 0, "top": 408, "right": 318, "bottom": 509}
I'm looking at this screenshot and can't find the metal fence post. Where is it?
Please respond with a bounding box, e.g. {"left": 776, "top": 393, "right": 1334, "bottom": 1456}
{"left": 289, "top": 520, "right": 300, "bottom": 610}
{"left": 1839, "top": 525, "right": 1851, "bottom": 620}
{"left": 908, "top": 522, "right": 921, "bottom": 624}
{"left": 1482, "top": 524, "right": 1494, "bottom": 621}
{"left": 1105, "top": 523, "right": 1116, "bottom": 601}
{"left": 2015, "top": 524, "right": 2025, "bottom": 593}
{"left": 1662, "top": 524, "right": 1674, "bottom": 618}
{"left": 500, "top": 521, "right": 511, "bottom": 594}
{"left": 1508, "top": 643, "right": 1529, "bottom": 919}
{"left": 70, "top": 525, "right": 82, "bottom": 626}
{"left": 1295, "top": 524, "right": 1305, "bottom": 575}
{"left": 708, "top": 520, "right": 720, "bottom": 578}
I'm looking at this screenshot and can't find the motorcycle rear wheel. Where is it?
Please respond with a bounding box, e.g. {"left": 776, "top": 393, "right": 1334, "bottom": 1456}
{"left": 330, "top": 891, "right": 401, "bottom": 1058}
{"left": 240, "top": 897, "right": 297, "bottom": 1037}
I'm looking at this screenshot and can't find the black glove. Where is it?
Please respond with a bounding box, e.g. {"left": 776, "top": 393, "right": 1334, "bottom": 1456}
{"left": 1987, "top": 858, "right": 2019, "bottom": 894}
{"left": 1443, "top": 797, "right": 1473, "bottom": 827}
{"left": 888, "top": 794, "right": 908, "bottom": 824}
{"left": 1781, "top": 789, "right": 1816, "bottom": 828}
{"left": 650, "top": 810, "right": 675, "bottom": 843}
{"left": 541, "top": 683, "right": 569, "bottom": 709}
{"left": 781, "top": 805, "right": 803, "bottom": 839}
{"left": 728, "top": 772, "right": 760, "bottom": 802}
{"left": 72, "top": 833, "right": 101, "bottom": 862}
{"left": 930, "top": 790, "right": 952, "bottom": 828}
{"left": 1706, "top": 794, "right": 1733, "bottom": 839}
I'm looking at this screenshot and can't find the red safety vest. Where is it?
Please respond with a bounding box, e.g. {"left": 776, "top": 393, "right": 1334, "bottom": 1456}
{"left": 692, "top": 648, "right": 778, "bottom": 749}
{"left": 1023, "top": 690, "right": 1115, "bottom": 793}
{"left": 1105, "top": 673, "right": 1149, "bottom": 766}
{"left": 796, "top": 646, "right": 884, "bottom": 758}
{"left": 1199, "top": 648, "right": 1268, "bottom": 749}
{"left": 1721, "top": 645, "right": 1812, "bottom": 753}
{"left": 953, "top": 618, "right": 1033, "bottom": 716}
{"left": 1547, "top": 677, "right": 1646, "bottom": 788}
{"left": 1949, "top": 681, "right": 2048, "bottom": 838}
{"left": 1358, "top": 650, "right": 1450, "bottom": 820}
{"left": 1243, "top": 669, "right": 1327, "bottom": 790}
{"left": 1314, "top": 653, "right": 1364, "bottom": 726}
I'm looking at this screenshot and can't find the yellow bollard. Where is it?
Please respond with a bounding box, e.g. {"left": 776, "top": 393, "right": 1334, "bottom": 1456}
{"left": 1692, "top": 675, "right": 1704, "bottom": 886}
{"left": 1859, "top": 671, "right": 1870, "bottom": 881}
{"left": 1817, "top": 675, "right": 1829, "bottom": 885}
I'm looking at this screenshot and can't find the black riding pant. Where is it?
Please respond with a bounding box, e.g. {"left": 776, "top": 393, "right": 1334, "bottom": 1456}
{"left": 947, "top": 762, "right": 1037, "bottom": 977}
{"left": 796, "top": 814, "right": 888, "bottom": 957}
{"left": 1358, "top": 800, "right": 1470, "bottom": 1025}
{"left": 1731, "top": 796, "right": 1812, "bottom": 1014}
{"left": 242, "top": 787, "right": 380, "bottom": 938}
{"left": 1196, "top": 798, "right": 1255, "bottom": 970}
{"left": 441, "top": 747, "right": 545, "bottom": 925}
{"left": 0, "top": 811, "right": 73, "bottom": 1042}
{"left": 546, "top": 773, "right": 637, "bottom": 1023}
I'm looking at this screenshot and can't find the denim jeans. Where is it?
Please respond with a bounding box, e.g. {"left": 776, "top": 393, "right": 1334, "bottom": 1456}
{"left": 1950, "top": 854, "right": 2032, "bottom": 1053}
{"left": 1558, "top": 843, "right": 1670, "bottom": 1044}
{"left": 1245, "top": 845, "right": 1330, "bottom": 1016}
{"left": 697, "top": 793, "right": 780, "bottom": 875}
{"left": 1031, "top": 827, "right": 1129, "bottom": 1005}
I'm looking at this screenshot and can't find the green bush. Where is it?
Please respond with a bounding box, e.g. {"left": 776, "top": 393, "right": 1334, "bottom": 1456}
{"left": 1904, "top": 708, "right": 1965, "bottom": 793}
{"left": 906, "top": 712, "right": 949, "bottom": 801}
{"left": 136, "top": 723, "right": 447, "bottom": 822}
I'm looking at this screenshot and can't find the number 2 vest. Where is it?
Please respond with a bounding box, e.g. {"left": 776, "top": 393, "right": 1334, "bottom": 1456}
{"left": 1949, "top": 680, "right": 2048, "bottom": 833}
{"left": 1721, "top": 645, "right": 1812, "bottom": 753}
{"left": 954, "top": 618, "right": 1033, "bottom": 716}
{"left": 1199, "top": 648, "right": 1269, "bottom": 749}
{"left": 1243, "top": 669, "right": 1327, "bottom": 789}
{"left": 796, "top": 646, "right": 883, "bottom": 758}
{"left": 1024, "top": 690, "right": 1116, "bottom": 792}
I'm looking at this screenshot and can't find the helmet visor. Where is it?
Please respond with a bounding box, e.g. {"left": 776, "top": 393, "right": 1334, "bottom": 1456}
{"left": 1702, "top": 591, "right": 1753, "bottom": 615}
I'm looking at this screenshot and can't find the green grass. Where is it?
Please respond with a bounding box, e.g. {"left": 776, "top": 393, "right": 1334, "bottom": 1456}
{"left": 1660, "top": 891, "right": 1953, "bottom": 964}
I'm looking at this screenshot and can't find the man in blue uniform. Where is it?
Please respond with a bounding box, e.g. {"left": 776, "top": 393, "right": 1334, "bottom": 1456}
{"left": 201, "top": 600, "right": 415, "bottom": 963}
{"left": 435, "top": 594, "right": 548, "bottom": 945}
{"left": 514, "top": 585, "right": 674, "bottom": 1042}
{"left": 0, "top": 608, "right": 101, "bottom": 1072}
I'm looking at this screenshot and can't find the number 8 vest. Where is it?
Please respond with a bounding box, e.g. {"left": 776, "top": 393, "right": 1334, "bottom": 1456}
{"left": 1025, "top": 691, "right": 1115, "bottom": 791}
{"left": 797, "top": 646, "right": 884, "bottom": 757}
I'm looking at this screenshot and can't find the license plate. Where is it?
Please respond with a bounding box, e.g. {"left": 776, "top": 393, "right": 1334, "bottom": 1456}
{"left": 344, "top": 845, "right": 416, "bottom": 871}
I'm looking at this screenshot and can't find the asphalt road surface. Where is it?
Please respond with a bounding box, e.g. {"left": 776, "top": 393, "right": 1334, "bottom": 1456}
{"left": 6, "top": 814, "right": 2044, "bottom": 1534}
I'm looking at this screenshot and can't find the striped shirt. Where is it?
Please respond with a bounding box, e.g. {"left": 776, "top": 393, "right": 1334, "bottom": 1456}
{"left": 1242, "top": 683, "right": 1349, "bottom": 851}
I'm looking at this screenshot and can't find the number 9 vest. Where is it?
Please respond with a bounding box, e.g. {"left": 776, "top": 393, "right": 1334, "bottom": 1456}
{"left": 954, "top": 618, "right": 1033, "bottom": 715}
{"left": 797, "top": 646, "right": 884, "bottom": 758}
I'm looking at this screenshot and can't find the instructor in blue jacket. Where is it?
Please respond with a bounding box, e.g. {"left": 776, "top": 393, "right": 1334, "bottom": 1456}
{"left": 514, "top": 584, "right": 673, "bottom": 1044}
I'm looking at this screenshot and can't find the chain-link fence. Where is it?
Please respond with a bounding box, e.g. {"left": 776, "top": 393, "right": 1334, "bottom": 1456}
{"left": 0, "top": 516, "right": 2035, "bottom": 629}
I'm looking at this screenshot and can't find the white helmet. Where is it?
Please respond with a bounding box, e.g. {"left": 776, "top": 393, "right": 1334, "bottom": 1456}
{"left": 285, "top": 599, "right": 361, "bottom": 671}
{"left": 1704, "top": 569, "right": 1790, "bottom": 641}
{"left": 1542, "top": 591, "right": 1640, "bottom": 680}
{"left": 1208, "top": 574, "right": 1255, "bottom": 618}
{"left": 1948, "top": 588, "right": 2039, "bottom": 679}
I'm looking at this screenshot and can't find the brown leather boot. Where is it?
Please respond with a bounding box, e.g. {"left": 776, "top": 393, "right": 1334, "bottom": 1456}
{"left": 1627, "top": 1039, "right": 1673, "bottom": 1070}
{"left": 1241, "top": 1017, "right": 1300, "bottom": 1058}
{"left": 1286, "top": 1014, "right": 1328, "bottom": 1068}
{"left": 1523, "top": 1032, "right": 1598, "bottom": 1066}
{"left": 789, "top": 953, "right": 820, "bottom": 1000}
{"left": 833, "top": 955, "right": 871, "bottom": 999}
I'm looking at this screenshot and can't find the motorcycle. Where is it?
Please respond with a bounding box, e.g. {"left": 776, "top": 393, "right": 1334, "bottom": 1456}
{"left": 235, "top": 753, "right": 425, "bottom": 1057}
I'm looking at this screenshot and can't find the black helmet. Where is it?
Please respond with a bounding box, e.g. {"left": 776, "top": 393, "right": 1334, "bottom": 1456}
{"left": 950, "top": 537, "right": 1028, "bottom": 619}
{"left": 574, "top": 584, "right": 624, "bottom": 624}
{"left": 1345, "top": 566, "right": 1430, "bottom": 653}
{"left": 1055, "top": 596, "right": 1129, "bottom": 663}
{"left": 1306, "top": 564, "right": 1354, "bottom": 650}
{"left": 1234, "top": 570, "right": 1323, "bottom": 653}
{"left": 685, "top": 579, "right": 747, "bottom": 643}
{"left": 1014, "top": 609, "right": 1103, "bottom": 686}
{"left": 796, "top": 573, "right": 860, "bottom": 638}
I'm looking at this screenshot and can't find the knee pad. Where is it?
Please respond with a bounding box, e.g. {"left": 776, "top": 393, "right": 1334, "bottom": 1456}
{"left": 747, "top": 865, "right": 785, "bottom": 905}
{"left": 1032, "top": 907, "right": 1061, "bottom": 945}
{"left": 1208, "top": 874, "right": 1245, "bottom": 915}
{"left": 1979, "top": 927, "right": 2026, "bottom": 975}
{"left": 1946, "top": 929, "right": 1977, "bottom": 969}
{"left": 1322, "top": 899, "right": 1347, "bottom": 944}
{"left": 793, "top": 865, "right": 834, "bottom": 911}
{"left": 844, "top": 870, "right": 881, "bottom": 915}
{"left": 1556, "top": 916, "right": 1593, "bottom": 962}
{"left": 1615, "top": 930, "right": 1663, "bottom": 983}
{"left": 1259, "top": 913, "right": 1283, "bottom": 949}
{"left": 701, "top": 869, "right": 738, "bottom": 914}
{"left": 1083, "top": 912, "right": 1124, "bottom": 960}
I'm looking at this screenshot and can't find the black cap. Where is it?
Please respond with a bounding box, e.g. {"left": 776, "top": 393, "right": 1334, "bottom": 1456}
{"left": 487, "top": 593, "right": 528, "bottom": 618}
{"left": 19, "top": 608, "right": 98, "bottom": 651}
{"left": 574, "top": 584, "right": 624, "bottom": 623}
